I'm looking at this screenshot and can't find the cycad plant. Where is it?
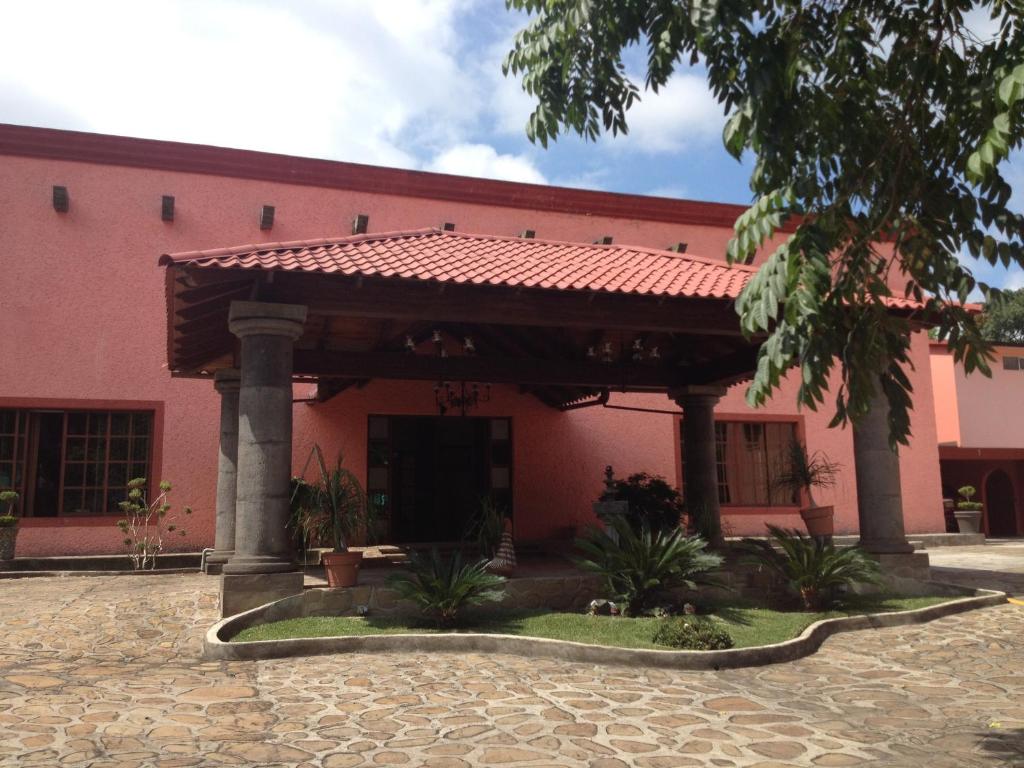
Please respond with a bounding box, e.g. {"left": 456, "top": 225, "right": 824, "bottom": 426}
{"left": 387, "top": 548, "right": 506, "bottom": 627}
{"left": 741, "top": 525, "right": 883, "bottom": 610}
{"left": 574, "top": 516, "right": 724, "bottom": 616}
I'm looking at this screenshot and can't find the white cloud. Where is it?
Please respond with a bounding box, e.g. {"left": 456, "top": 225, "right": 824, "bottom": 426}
{"left": 608, "top": 73, "right": 724, "bottom": 154}
{"left": 646, "top": 185, "right": 690, "bottom": 199}
{"left": 1004, "top": 268, "right": 1024, "bottom": 291}
{"left": 0, "top": 0, "right": 480, "bottom": 169}
{"left": 427, "top": 143, "right": 547, "bottom": 184}
{"left": 963, "top": 5, "right": 1003, "bottom": 42}
{"left": 491, "top": 47, "right": 724, "bottom": 157}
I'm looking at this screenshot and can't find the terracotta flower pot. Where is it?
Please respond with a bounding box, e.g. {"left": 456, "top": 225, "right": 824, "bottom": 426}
{"left": 799, "top": 505, "right": 835, "bottom": 537}
{"left": 322, "top": 550, "right": 363, "bottom": 588}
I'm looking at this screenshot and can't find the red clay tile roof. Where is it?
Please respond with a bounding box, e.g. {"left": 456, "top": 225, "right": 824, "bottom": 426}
{"left": 160, "top": 228, "right": 756, "bottom": 301}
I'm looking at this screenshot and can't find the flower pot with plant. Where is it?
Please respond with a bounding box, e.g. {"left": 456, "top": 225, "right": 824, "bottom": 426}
{"left": 0, "top": 490, "right": 20, "bottom": 562}
{"left": 953, "top": 485, "right": 984, "bottom": 534}
{"left": 297, "top": 445, "right": 370, "bottom": 588}
{"left": 774, "top": 441, "right": 840, "bottom": 538}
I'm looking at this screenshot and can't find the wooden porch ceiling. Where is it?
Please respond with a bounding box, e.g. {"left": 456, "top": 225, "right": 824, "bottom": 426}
{"left": 164, "top": 266, "right": 761, "bottom": 409}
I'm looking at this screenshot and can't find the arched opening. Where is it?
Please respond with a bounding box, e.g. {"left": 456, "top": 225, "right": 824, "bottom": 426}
{"left": 984, "top": 469, "right": 1019, "bottom": 537}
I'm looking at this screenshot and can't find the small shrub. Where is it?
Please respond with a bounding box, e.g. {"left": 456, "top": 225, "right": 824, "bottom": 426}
{"left": 653, "top": 616, "right": 734, "bottom": 650}
{"left": 740, "top": 525, "right": 883, "bottom": 610}
{"left": 387, "top": 548, "right": 506, "bottom": 627}
{"left": 574, "top": 516, "right": 725, "bottom": 616}
{"left": 599, "top": 472, "right": 685, "bottom": 535}
{"left": 956, "top": 485, "right": 983, "bottom": 511}
{"left": 116, "top": 479, "right": 191, "bottom": 570}
{"left": 0, "top": 490, "right": 18, "bottom": 524}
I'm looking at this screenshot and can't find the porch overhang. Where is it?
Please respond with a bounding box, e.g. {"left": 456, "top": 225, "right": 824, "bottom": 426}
{"left": 160, "top": 228, "right": 763, "bottom": 408}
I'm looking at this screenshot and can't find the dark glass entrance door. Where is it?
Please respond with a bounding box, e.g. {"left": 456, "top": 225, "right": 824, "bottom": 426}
{"left": 389, "top": 417, "right": 490, "bottom": 543}
{"left": 985, "top": 469, "right": 1019, "bottom": 537}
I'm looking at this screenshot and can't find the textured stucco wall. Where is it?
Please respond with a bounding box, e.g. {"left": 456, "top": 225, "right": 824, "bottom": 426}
{"left": 929, "top": 345, "right": 962, "bottom": 446}
{"left": 0, "top": 150, "right": 946, "bottom": 554}
{"left": 951, "top": 346, "right": 1024, "bottom": 449}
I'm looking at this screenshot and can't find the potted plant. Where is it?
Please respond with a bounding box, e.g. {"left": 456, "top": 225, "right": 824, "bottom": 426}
{"left": 773, "top": 440, "right": 840, "bottom": 538}
{"left": 954, "top": 485, "right": 984, "bottom": 534}
{"left": 299, "top": 445, "right": 369, "bottom": 588}
{"left": 0, "top": 490, "right": 19, "bottom": 562}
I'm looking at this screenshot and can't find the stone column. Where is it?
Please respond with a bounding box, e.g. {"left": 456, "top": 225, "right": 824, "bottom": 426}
{"left": 853, "top": 389, "right": 914, "bottom": 554}
{"left": 206, "top": 368, "right": 241, "bottom": 574}
{"left": 221, "top": 301, "right": 307, "bottom": 616}
{"left": 670, "top": 385, "right": 727, "bottom": 544}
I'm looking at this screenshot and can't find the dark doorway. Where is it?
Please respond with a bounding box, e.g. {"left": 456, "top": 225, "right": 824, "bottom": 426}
{"left": 985, "top": 469, "right": 1019, "bottom": 537}
{"left": 388, "top": 417, "right": 491, "bottom": 543}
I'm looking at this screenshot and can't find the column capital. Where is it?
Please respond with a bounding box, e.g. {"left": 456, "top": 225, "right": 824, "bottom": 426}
{"left": 228, "top": 301, "right": 307, "bottom": 340}
{"left": 213, "top": 368, "right": 241, "bottom": 394}
{"left": 668, "top": 385, "right": 728, "bottom": 405}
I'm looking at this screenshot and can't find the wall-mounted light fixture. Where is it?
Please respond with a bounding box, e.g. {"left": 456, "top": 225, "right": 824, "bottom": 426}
{"left": 52, "top": 186, "right": 69, "bottom": 213}
{"left": 259, "top": 205, "right": 275, "bottom": 231}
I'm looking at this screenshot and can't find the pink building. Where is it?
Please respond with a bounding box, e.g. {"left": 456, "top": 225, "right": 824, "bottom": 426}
{"left": 930, "top": 341, "right": 1024, "bottom": 536}
{"left": 0, "top": 124, "right": 947, "bottom": 561}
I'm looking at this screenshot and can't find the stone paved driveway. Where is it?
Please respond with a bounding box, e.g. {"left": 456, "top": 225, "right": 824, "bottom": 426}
{"left": 1, "top": 555, "right": 1023, "bottom": 767}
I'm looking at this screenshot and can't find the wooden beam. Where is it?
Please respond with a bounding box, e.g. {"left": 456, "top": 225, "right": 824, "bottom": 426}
{"left": 176, "top": 279, "right": 254, "bottom": 306}
{"left": 315, "top": 378, "right": 361, "bottom": 403}
{"left": 686, "top": 347, "right": 759, "bottom": 385}
{"left": 173, "top": 295, "right": 241, "bottom": 323}
{"left": 293, "top": 349, "right": 678, "bottom": 389}
{"left": 265, "top": 273, "right": 746, "bottom": 336}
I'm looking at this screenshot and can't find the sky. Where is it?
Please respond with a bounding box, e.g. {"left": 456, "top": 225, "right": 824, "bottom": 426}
{"left": 1, "top": 0, "right": 1020, "bottom": 290}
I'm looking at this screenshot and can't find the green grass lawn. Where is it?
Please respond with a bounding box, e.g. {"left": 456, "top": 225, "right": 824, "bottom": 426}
{"left": 231, "top": 594, "right": 952, "bottom": 649}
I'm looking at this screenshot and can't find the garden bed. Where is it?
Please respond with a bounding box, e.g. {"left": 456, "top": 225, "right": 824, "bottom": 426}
{"left": 230, "top": 594, "right": 951, "bottom": 648}
{"left": 205, "top": 586, "right": 1006, "bottom": 668}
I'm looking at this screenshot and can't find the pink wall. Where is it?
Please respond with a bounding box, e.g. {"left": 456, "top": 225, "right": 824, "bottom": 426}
{"left": 929, "top": 344, "right": 962, "bottom": 446}
{"left": 0, "top": 140, "right": 947, "bottom": 555}
{"left": 936, "top": 345, "right": 1024, "bottom": 449}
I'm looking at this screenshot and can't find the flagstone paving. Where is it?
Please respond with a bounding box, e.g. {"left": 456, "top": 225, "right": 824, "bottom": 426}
{"left": 0, "top": 556, "right": 1022, "bottom": 767}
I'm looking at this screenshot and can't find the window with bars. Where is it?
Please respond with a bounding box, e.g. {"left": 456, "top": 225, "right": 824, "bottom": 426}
{"left": 681, "top": 419, "right": 799, "bottom": 507}
{"left": 0, "top": 408, "right": 154, "bottom": 517}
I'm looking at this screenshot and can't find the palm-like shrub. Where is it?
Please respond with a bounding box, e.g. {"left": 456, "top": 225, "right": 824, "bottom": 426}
{"left": 292, "top": 446, "right": 368, "bottom": 552}
{"left": 574, "top": 516, "right": 724, "bottom": 616}
{"left": 387, "top": 549, "right": 506, "bottom": 627}
{"left": 741, "top": 525, "right": 883, "bottom": 610}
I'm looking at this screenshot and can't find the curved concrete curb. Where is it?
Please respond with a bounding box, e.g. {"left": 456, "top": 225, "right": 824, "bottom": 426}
{"left": 204, "top": 586, "right": 1007, "bottom": 670}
